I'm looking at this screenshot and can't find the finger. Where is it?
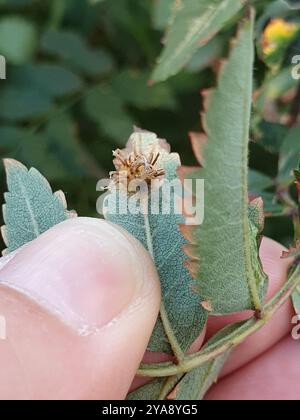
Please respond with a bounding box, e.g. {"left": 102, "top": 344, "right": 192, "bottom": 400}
{"left": 206, "top": 237, "right": 294, "bottom": 377}
{"left": 131, "top": 328, "right": 207, "bottom": 391}
{"left": 0, "top": 218, "right": 160, "bottom": 400}
{"left": 205, "top": 336, "right": 300, "bottom": 400}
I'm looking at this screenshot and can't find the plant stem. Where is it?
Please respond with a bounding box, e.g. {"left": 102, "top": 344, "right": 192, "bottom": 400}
{"left": 159, "top": 301, "right": 185, "bottom": 363}
{"left": 158, "top": 376, "right": 180, "bottom": 400}
{"left": 138, "top": 267, "right": 300, "bottom": 377}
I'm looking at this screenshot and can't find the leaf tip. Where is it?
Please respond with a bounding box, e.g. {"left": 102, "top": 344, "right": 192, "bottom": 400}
{"left": 182, "top": 243, "right": 198, "bottom": 260}
{"left": 201, "top": 301, "right": 212, "bottom": 312}
{"left": 184, "top": 258, "right": 199, "bottom": 279}
{"left": 3, "top": 158, "right": 26, "bottom": 173}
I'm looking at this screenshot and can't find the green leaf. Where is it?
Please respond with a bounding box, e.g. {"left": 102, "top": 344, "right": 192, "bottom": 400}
{"left": 278, "top": 125, "right": 300, "bottom": 187}
{"left": 0, "top": 126, "right": 23, "bottom": 149}
{"left": 282, "top": 0, "right": 300, "bottom": 10}
{"left": 260, "top": 192, "right": 285, "bottom": 217}
{"left": 0, "top": 0, "right": 34, "bottom": 5}
{"left": 127, "top": 380, "right": 163, "bottom": 401}
{"left": 42, "top": 115, "right": 102, "bottom": 178}
{"left": 152, "top": 0, "right": 175, "bottom": 30}
{"left": 0, "top": 87, "right": 53, "bottom": 121}
{"left": 169, "top": 352, "right": 227, "bottom": 400}
{"left": 293, "top": 288, "right": 300, "bottom": 315}
{"left": 256, "top": 69, "right": 298, "bottom": 114}
{"left": 40, "top": 29, "right": 114, "bottom": 78}
{"left": 111, "top": 70, "right": 177, "bottom": 111}
{"left": 183, "top": 13, "right": 268, "bottom": 314}
{"left": 186, "top": 36, "right": 224, "bottom": 73}
{"left": 0, "top": 126, "right": 73, "bottom": 180}
{"left": 83, "top": 86, "right": 134, "bottom": 144}
{"left": 0, "top": 118, "right": 102, "bottom": 180}
{"left": 2, "top": 159, "right": 76, "bottom": 254}
{"left": 0, "top": 16, "right": 37, "bottom": 64}
{"left": 248, "top": 171, "right": 285, "bottom": 218}
{"left": 248, "top": 169, "right": 273, "bottom": 195}
{"left": 257, "top": 121, "right": 289, "bottom": 154}
{"left": 104, "top": 130, "right": 207, "bottom": 354}
{"left": 127, "top": 377, "right": 179, "bottom": 401}
{"left": 151, "top": 0, "right": 246, "bottom": 83}
{"left": 167, "top": 323, "right": 242, "bottom": 400}
{"left": 11, "top": 64, "right": 83, "bottom": 98}
{"left": 128, "top": 321, "right": 246, "bottom": 400}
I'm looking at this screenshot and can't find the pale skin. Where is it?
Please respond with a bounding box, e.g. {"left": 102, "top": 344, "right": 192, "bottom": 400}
{"left": 0, "top": 217, "right": 298, "bottom": 400}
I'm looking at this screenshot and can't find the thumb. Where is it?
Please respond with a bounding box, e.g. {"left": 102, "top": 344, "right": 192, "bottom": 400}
{"left": 0, "top": 218, "right": 160, "bottom": 400}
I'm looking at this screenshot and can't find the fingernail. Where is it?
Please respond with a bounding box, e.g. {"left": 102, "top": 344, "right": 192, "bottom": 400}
{"left": 0, "top": 218, "right": 148, "bottom": 335}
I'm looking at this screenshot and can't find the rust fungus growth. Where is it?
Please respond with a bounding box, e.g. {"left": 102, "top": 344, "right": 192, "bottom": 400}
{"left": 110, "top": 143, "right": 165, "bottom": 188}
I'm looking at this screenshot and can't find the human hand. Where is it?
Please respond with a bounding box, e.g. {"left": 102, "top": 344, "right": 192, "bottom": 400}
{"left": 205, "top": 237, "right": 298, "bottom": 400}
{"left": 0, "top": 218, "right": 160, "bottom": 400}
{"left": 0, "top": 218, "right": 297, "bottom": 400}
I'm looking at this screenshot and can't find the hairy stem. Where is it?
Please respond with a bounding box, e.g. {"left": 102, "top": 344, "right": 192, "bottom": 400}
{"left": 138, "top": 267, "right": 300, "bottom": 377}
{"left": 158, "top": 376, "right": 180, "bottom": 400}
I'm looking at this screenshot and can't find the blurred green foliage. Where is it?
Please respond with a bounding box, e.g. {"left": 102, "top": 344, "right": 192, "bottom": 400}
{"left": 0, "top": 0, "right": 299, "bottom": 247}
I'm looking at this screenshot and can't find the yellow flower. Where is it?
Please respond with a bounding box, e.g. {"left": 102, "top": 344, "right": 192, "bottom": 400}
{"left": 262, "top": 18, "right": 299, "bottom": 56}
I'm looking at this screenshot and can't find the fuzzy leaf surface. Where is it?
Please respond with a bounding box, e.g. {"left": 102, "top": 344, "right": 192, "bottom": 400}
{"left": 127, "top": 377, "right": 179, "bottom": 401}
{"left": 2, "top": 159, "right": 76, "bottom": 254}
{"left": 183, "top": 14, "right": 268, "bottom": 314}
{"left": 104, "top": 131, "right": 207, "bottom": 354}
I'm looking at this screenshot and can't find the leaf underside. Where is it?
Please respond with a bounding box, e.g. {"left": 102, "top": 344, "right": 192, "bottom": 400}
{"left": 105, "top": 131, "right": 207, "bottom": 354}
{"left": 182, "top": 12, "right": 268, "bottom": 315}
{"left": 2, "top": 159, "right": 76, "bottom": 254}
{"left": 128, "top": 12, "right": 269, "bottom": 401}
